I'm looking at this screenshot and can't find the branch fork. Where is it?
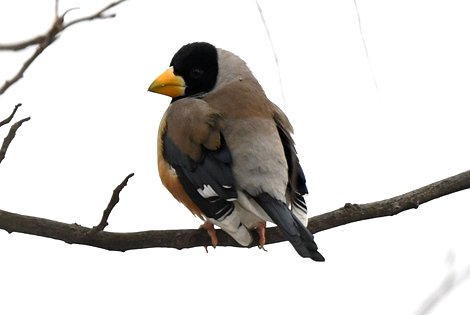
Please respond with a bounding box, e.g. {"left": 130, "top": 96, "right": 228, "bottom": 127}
{"left": 0, "top": 103, "right": 30, "bottom": 165}
{"left": 88, "top": 173, "right": 134, "bottom": 237}
{"left": 0, "top": 0, "right": 128, "bottom": 95}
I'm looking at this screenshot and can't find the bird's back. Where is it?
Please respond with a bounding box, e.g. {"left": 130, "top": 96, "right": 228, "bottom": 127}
{"left": 203, "top": 51, "right": 290, "bottom": 202}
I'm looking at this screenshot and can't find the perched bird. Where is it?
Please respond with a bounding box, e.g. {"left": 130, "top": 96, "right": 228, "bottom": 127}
{"left": 148, "top": 42, "right": 324, "bottom": 261}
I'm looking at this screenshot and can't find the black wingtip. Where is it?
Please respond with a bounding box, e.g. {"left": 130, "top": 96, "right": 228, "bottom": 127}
{"left": 254, "top": 193, "right": 325, "bottom": 262}
{"left": 296, "top": 238, "right": 325, "bottom": 262}
{"left": 310, "top": 251, "right": 325, "bottom": 262}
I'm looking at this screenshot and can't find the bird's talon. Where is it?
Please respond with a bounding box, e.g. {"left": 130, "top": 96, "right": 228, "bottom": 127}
{"left": 256, "top": 222, "right": 267, "bottom": 249}
{"left": 200, "top": 220, "right": 218, "bottom": 248}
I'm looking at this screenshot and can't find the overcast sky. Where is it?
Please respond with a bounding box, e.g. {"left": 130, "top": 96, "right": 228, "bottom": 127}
{"left": 1, "top": 1, "right": 469, "bottom": 314}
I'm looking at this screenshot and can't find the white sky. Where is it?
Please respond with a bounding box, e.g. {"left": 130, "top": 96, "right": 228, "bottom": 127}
{"left": 1, "top": 0, "right": 469, "bottom": 314}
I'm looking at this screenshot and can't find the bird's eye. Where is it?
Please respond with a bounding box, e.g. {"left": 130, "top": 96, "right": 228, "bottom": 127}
{"left": 190, "top": 68, "right": 204, "bottom": 79}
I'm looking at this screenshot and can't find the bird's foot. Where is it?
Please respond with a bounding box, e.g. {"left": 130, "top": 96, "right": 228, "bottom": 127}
{"left": 256, "top": 222, "right": 267, "bottom": 251}
{"left": 200, "top": 220, "right": 218, "bottom": 248}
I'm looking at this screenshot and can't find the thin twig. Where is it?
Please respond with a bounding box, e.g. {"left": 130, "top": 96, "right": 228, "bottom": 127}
{"left": 89, "top": 173, "right": 135, "bottom": 234}
{"left": 415, "top": 262, "right": 470, "bottom": 315}
{"left": 0, "top": 117, "right": 30, "bottom": 165}
{"left": 54, "top": 0, "right": 59, "bottom": 18}
{"left": 255, "top": 0, "right": 287, "bottom": 109}
{"left": 0, "top": 103, "right": 22, "bottom": 128}
{"left": 62, "top": 0, "right": 127, "bottom": 30}
{"left": 0, "top": 37, "right": 57, "bottom": 95}
{"left": 353, "top": 0, "right": 378, "bottom": 89}
{"left": 1, "top": 169, "right": 470, "bottom": 252}
{"left": 0, "top": 0, "right": 128, "bottom": 96}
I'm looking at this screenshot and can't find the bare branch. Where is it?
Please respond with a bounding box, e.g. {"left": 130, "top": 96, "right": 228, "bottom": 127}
{"left": 62, "top": 0, "right": 128, "bottom": 30}
{"left": 0, "top": 36, "right": 47, "bottom": 51}
{"left": 306, "top": 169, "right": 470, "bottom": 234}
{"left": 1, "top": 169, "right": 470, "bottom": 252}
{"left": 90, "top": 173, "right": 135, "bottom": 234}
{"left": 0, "top": 117, "right": 30, "bottom": 165}
{"left": 54, "top": 0, "right": 59, "bottom": 18}
{"left": 0, "top": 0, "right": 128, "bottom": 96}
{"left": 415, "top": 258, "right": 470, "bottom": 315}
{"left": 0, "top": 37, "right": 56, "bottom": 95}
{"left": 0, "top": 103, "right": 22, "bottom": 128}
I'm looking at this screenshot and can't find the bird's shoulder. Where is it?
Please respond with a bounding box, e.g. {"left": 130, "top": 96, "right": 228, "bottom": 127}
{"left": 163, "top": 98, "right": 223, "bottom": 162}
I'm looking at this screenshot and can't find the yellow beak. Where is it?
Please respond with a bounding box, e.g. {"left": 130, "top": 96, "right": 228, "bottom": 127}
{"left": 148, "top": 66, "right": 186, "bottom": 98}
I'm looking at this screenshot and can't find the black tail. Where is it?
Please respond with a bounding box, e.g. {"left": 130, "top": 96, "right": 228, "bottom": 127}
{"left": 254, "top": 193, "right": 325, "bottom": 262}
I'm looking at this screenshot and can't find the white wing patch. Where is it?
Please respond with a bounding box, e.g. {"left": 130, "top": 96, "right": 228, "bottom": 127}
{"left": 292, "top": 204, "right": 308, "bottom": 227}
{"left": 169, "top": 166, "right": 177, "bottom": 175}
{"left": 197, "top": 184, "right": 218, "bottom": 198}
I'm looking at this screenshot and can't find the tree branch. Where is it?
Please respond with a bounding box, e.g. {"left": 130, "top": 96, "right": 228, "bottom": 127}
{"left": 62, "top": 0, "right": 128, "bottom": 30}
{"left": 0, "top": 36, "right": 46, "bottom": 51}
{"left": 0, "top": 103, "right": 27, "bottom": 165}
{"left": 414, "top": 254, "right": 470, "bottom": 315}
{"left": 0, "top": 0, "right": 128, "bottom": 96}
{"left": 306, "top": 169, "right": 470, "bottom": 234}
{"left": 1, "top": 170, "right": 469, "bottom": 252}
{"left": 0, "top": 103, "right": 22, "bottom": 128}
{"left": 89, "top": 173, "right": 135, "bottom": 234}
{"left": 0, "top": 116, "right": 30, "bottom": 165}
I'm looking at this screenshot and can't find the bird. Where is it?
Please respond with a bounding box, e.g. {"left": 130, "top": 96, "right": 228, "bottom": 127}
{"left": 148, "top": 42, "right": 324, "bottom": 261}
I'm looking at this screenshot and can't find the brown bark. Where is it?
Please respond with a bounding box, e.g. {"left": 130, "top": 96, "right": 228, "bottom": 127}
{"left": 1, "top": 170, "right": 469, "bottom": 251}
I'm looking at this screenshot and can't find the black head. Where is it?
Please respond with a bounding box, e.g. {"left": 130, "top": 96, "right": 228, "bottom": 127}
{"left": 170, "top": 42, "right": 219, "bottom": 98}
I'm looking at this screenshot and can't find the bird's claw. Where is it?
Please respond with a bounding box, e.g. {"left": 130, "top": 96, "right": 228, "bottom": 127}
{"left": 200, "top": 220, "right": 218, "bottom": 248}
{"left": 256, "top": 221, "right": 267, "bottom": 250}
